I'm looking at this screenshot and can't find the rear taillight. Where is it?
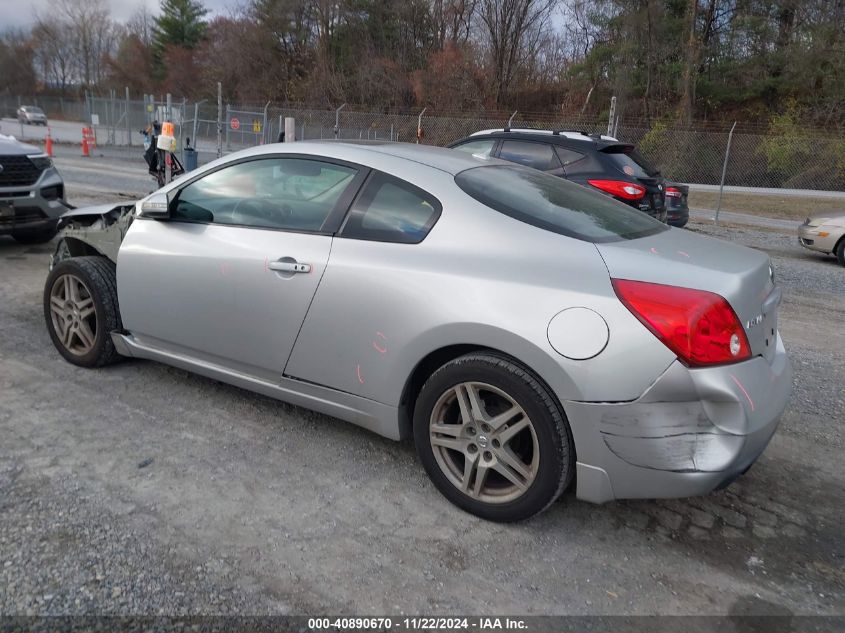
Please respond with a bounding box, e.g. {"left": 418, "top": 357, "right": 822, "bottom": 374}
{"left": 587, "top": 179, "right": 646, "bottom": 200}
{"left": 665, "top": 186, "right": 682, "bottom": 198}
{"left": 612, "top": 279, "right": 751, "bottom": 367}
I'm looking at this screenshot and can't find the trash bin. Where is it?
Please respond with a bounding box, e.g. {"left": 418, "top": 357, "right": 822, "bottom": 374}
{"left": 184, "top": 147, "right": 198, "bottom": 172}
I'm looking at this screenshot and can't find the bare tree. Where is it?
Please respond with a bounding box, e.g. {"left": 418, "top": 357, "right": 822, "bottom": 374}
{"left": 31, "top": 16, "right": 76, "bottom": 92}
{"left": 430, "top": 0, "right": 478, "bottom": 49}
{"left": 477, "top": 0, "right": 558, "bottom": 105}
{"left": 55, "top": 0, "right": 119, "bottom": 86}
{"left": 127, "top": 4, "right": 157, "bottom": 48}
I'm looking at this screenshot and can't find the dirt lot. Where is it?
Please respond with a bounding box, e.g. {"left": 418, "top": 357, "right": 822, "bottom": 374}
{"left": 0, "top": 184, "right": 843, "bottom": 617}
{"left": 688, "top": 190, "right": 844, "bottom": 221}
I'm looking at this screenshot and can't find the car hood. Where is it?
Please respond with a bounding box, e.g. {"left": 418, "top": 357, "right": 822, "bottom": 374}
{"left": 61, "top": 203, "right": 128, "bottom": 219}
{"left": 0, "top": 134, "right": 41, "bottom": 156}
{"left": 806, "top": 211, "right": 845, "bottom": 228}
{"left": 595, "top": 228, "right": 778, "bottom": 361}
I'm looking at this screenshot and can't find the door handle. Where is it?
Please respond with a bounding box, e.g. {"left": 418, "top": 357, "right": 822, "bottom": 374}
{"left": 268, "top": 260, "right": 311, "bottom": 274}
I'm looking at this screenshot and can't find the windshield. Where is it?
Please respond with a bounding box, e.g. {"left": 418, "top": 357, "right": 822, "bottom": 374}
{"left": 26, "top": 107, "right": 45, "bottom": 114}
{"left": 455, "top": 165, "right": 667, "bottom": 243}
{"left": 602, "top": 146, "right": 660, "bottom": 178}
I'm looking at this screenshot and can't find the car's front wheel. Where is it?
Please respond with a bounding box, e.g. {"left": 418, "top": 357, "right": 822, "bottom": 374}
{"left": 44, "top": 257, "right": 123, "bottom": 367}
{"left": 835, "top": 238, "right": 845, "bottom": 267}
{"left": 414, "top": 352, "right": 574, "bottom": 522}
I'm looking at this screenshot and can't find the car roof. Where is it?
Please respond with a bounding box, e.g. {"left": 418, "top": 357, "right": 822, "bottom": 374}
{"left": 228, "top": 140, "right": 508, "bottom": 176}
{"left": 463, "top": 128, "right": 629, "bottom": 150}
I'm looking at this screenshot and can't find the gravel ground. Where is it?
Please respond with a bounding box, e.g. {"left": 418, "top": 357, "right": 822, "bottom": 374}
{"left": 0, "top": 196, "right": 843, "bottom": 618}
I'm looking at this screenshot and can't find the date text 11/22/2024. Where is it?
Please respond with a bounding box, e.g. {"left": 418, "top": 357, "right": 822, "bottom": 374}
{"left": 308, "top": 617, "right": 528, "bottom": 630}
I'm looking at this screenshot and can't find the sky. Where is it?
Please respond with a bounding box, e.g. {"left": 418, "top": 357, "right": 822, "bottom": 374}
{"left": 0, "top": 0, "right": 233, "bottom": 30}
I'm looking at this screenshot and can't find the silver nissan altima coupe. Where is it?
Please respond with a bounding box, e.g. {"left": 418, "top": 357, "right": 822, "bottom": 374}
{"left": 44, "top": 141, "right": 791, "bottom": 522}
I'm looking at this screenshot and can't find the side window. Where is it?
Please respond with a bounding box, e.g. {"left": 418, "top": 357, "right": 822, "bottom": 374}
{"left": 498, "top": 140, "right": 563, "bottom": 174}
{"left": 452, "top": 139, "right": 496, "bottom": 159}
{"left": 555, "top": 147, "right": 586, "bottom": 166}
{"left": 340, "top": 172, "right": 441, "bottom": 244}
{"left": 172, "top": 157, "right": 358, "bottom": 232}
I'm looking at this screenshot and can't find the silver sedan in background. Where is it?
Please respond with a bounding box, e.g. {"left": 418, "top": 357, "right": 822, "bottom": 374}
{"left": 16, "top": 105, "right": 48, "bottom": 125}
{"left": 798, "top": 211, "right": 845, "bottom": 266}
{"left": 43, "top": 142, "right": 791, "bottom": 522}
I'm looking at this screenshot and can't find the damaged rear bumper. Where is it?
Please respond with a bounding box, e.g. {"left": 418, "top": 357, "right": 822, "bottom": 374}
{"left": 565, "top": 333, "right": 792, "bottom": 504}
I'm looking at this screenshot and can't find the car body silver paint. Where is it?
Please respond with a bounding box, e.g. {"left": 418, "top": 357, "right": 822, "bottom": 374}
{"left": 117, "top": 219, "right": 333, "bottom": 382}
{"left": 104, "top": 141, "right": 790, "bottom": 503}
{"left": 567, "top": 333, "right": 790, "bottom": 503}
{"left": 595, "top": 227, "right": 780, "bottom": 363}
{"left": 284, "top": 162, "right": 675, "bottom": 406}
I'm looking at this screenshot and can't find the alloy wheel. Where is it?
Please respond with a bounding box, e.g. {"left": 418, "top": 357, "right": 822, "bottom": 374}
{"left": 429, "top": 381, "right": 539, "bottom": 504}
{"left": 49, "top": 274, "right": 97, "bottom": 356}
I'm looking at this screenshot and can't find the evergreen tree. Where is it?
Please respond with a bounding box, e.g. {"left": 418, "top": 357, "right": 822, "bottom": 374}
{"left": 152, "top": 0, "right": 208, "bottom": 79}
{"left": 153, "top": 0, "right": 209, "bottom": 52}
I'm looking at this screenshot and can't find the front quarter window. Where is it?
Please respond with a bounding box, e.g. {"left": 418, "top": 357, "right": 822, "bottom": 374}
{"left": 455, "top": 165, "right": 667, "bottom": 243}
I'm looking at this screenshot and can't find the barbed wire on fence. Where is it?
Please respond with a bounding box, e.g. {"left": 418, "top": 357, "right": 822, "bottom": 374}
{"left": 2, "top": 94, "right": 843, "bottom": 191}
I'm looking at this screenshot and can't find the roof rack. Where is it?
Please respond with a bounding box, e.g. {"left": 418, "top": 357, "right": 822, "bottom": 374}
{"left": 552, "top": 129, "right": 591, "bottom": 137}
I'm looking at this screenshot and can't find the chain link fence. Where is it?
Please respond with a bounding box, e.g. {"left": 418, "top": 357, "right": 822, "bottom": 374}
{"left": 2, "top": 94, "right": 843, "bottom": 191}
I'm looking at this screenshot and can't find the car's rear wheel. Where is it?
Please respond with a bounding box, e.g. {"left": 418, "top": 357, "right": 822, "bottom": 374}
{"left": 13, "top": 224, "right": 58, "bottom": 244}
{"left": 44, "top": 257, "right": 123, "bottom": 367}
{"left": 414, "top": 352, "right": 574, "bottom": 522}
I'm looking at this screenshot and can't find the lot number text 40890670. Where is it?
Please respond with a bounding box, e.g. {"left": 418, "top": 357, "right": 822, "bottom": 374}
{"left": 308, "top": 617, "right": 528, "bottom": 631}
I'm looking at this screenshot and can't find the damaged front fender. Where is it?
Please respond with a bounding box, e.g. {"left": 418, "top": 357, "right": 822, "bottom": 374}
{"left": 50, "top": 202, "right": 136, "bottom": 268}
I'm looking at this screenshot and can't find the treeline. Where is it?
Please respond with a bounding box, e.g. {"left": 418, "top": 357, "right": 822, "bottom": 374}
{"left": 1, "top": 0, "right": 843, "bottom": 126}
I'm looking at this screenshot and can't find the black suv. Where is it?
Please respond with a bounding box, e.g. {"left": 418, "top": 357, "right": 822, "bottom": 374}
{"left": 450, "top": 129, "right": 667, "bottom": 222}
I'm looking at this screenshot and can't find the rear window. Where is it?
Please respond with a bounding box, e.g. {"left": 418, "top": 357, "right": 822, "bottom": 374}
{"left": 602, "top": 146, "right": 659, "bottom": 178}
{"left": 455, "top": 165, "right": 667, "bottom": 243}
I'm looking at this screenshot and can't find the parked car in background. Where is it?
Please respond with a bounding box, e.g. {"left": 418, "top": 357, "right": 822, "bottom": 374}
{"left": 798, "top": 212, "right": 845, "bottom": 266}
{"left": 43, "top": 141, "right": 789, "bottom": 522}
{"left": 664, "top": 181, "right": 690, "bottom": 227}
{"left": 1, "top": 134, "right": 68, "bottom": 243}
{"left": 450, "top": 129, "right": 668, "bottom": 222}
{"left": 16, "top": 105, "right": 48, "bottom": 126}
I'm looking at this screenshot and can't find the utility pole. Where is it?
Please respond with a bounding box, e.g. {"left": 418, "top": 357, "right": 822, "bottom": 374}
{"left": 125, "top": 86, "right": 131, "bottom": 147}
{"left": 216, "top": 82, "right": 223, "bottom": 159}
{"left": 607, "top": 96, "right": 617, "bottom": 137}
{"left": 715, "top": 122, "right": 737, "bottom": 225}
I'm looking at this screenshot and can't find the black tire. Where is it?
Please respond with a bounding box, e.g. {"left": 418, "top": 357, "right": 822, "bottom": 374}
{"left": 413, "top": 352, "right": 574, "bottom": 522}
{"left": 43, "top": 256, "right": 123, "bottom": 367}
{"left": 13, "top": 223, "right": 58, "bottom": 244}
{"left": 835, "top": 237, "right": 845, "bottom": 267}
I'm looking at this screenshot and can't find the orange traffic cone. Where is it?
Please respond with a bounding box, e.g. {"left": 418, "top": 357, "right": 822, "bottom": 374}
{"left": 81, "top": 128, "right": 89, "bottom": 157}
{"left": 45, "top": 128, "right": 53, "bottom": 157}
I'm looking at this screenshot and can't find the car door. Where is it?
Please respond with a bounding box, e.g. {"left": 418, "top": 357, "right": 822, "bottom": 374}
{"left": 117, "top": 155, "right": 364, "bottom": 382}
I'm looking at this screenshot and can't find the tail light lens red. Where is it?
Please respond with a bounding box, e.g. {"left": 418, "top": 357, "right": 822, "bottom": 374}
{"left": 612, "top": 279, "right": 751, "bottom": 366}
{"left": 587, "top": 179, "right": 646, "bottom": 200}
{"left": 665, "top": 186, "right": 682, "bottom": 198}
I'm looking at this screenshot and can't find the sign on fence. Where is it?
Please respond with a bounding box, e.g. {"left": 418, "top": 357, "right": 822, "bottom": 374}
{"left": 230, "top": 117, "right": 240, "bottom": 130}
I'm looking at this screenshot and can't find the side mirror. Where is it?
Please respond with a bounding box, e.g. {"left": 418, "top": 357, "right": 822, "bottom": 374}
{"left": 139, "top": 192, "right": 171, "bottom": 219}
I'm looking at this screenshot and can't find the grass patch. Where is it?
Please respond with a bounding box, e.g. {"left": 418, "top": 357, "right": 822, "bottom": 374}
{"left": 689, "top": 191, "right": 845, "bottom": 220}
